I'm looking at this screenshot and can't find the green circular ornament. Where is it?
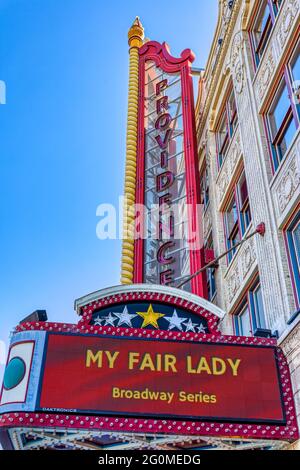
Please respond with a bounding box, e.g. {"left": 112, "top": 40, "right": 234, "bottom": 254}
{"left": 3, "top": 357, "right": 26, "bottom": 390}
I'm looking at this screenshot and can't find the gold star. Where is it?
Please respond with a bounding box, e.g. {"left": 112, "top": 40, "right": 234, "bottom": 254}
{"left": 136, "top": 304, "right": 165, "bottom": 329}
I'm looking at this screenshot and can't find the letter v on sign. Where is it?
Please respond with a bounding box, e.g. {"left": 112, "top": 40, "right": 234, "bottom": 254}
{"left": 155, "top": 129, "right": 173, "bottom": 149}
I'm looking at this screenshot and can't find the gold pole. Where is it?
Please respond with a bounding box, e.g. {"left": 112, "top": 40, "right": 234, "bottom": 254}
{"left": 121, "top": 17, "right": 144, "bottom": 285}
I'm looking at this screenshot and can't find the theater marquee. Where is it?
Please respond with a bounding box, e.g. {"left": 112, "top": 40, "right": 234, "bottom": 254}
{"left": 0, "top": 285, "right": 298, "bottom": 442}
{"left": 40, "top": 334, "right": 284, "bottom": 424}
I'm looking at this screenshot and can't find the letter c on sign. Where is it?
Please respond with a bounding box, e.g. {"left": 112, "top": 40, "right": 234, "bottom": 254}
{"left": 157, "top": 241, "right": 176, "bottom": 265}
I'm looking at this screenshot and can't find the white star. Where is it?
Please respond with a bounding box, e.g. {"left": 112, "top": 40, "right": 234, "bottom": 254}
{"left": 197, "top": 324, "right": 207, "bottom": 334}
{"left": 113, "top": 306, "right": 137, "bottom": 327}
{"left": 164, "top": 309, "right": 188, "bottom": 331}
{"left": 103, "top": 312, "right": 118, "bottom": 326}
{"left": 93, "top": 315, "right": 103, "bottom": 326}
{"left": 183, "top": 318, "right": 198, "bottom": 333}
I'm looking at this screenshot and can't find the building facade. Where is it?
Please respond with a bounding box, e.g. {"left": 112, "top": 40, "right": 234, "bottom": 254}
{"left": 196, "top": 0, "right": 300, "bottom": 449}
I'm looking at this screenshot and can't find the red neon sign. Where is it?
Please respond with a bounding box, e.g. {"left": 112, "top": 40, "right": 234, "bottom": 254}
{"left": 134, "top": 42, "right": 207, "bottom": 297}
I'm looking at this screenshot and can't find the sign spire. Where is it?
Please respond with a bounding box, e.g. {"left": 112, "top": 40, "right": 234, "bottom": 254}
{"left": 121, "top": 18, "right": 144, "bottom": 284}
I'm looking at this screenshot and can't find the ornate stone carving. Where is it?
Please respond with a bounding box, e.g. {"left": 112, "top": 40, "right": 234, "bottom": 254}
{"left": 218, "top": 171, "right": 230, "bottom": 204}
{"left": 282, "top": 322, "right": 300, "bottom": 357}
{"left": 241, "top": 238, "right": 256, "bottom": 279}
{"left": 203, "top": 210, "right": 212, "bottom": 240}
{"left": 255, "top": 49, "right": 276, "bottom": 102}
{"left": 216, "top": 130, "right": 242, "bottom": 208}
{"left": 224, "top": 234, "right": 257, "bottom": 310}
{"left": 277, "top": 0, "right": 299, "bottom": 49}
{"left": 230, "top": 32, "right": 244, "bottom": 94}
{"left": 273, "top": 135, "right": 300, "bottom": 217}
{"left": 254, "top": 0, "right": 299, "bottom": 107}
{"left": 227, "top": 267, "right": 241, "bottom": 304}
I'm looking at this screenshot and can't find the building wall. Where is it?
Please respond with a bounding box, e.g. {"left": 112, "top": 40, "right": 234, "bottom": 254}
{"left": 196, "top": 0, "right": 300, "bottom": 448}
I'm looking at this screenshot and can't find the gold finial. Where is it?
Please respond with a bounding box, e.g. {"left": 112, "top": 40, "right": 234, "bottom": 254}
{"left": 128, "top": 16, "right": 144, "bottom": 48}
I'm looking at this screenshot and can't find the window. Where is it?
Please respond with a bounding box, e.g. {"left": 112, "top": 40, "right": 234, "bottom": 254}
{"left": 200, "top": 165, "right": 209, "bottom": 210}
{"left": 215, "top": 85, "right": 238, "bottom": 168}
{"left": 234, "top": 280, "right": 266, "bottom": 337}
{"left": 237, "top": 172, "right": 251, "bottom": 234}
{"left": 267, "top": 81, "right": 297, "bottom": 168}
{"left": 250, "top": 283, "right": 266, "bottom": 330}
{"left": 224, "top": 197, "right": 241, "bottom": 263}
{"left": 228, "top": 88, "right": 238, "bottom": 136}
{"left": 223, "top": 171, "right": 252, "bottom": 264}
{"left": 205, "top": 233, "right": 216, "bottom": 302}
{"left": 285, "top": 212, "right": 300, "bottom": 306}
{"left": 250, "top": 0, "right": 284, "bottom": 68}
{"left": 272, "top": 0, "right": 282, "bottom": 16}
{"left": 251, "top": 0, "right": 273, "bottom": 66}
{"left": 266, "top": 44, "right": 300, "bottom": 171}
{"left": 235, "top": 305, "right": 252, "bottom": 337}
{"left": 216, "top": 109, "right": 229, "bottom": 167}
{"left": 289, "top": 44, "right": 300, "bottom": 119}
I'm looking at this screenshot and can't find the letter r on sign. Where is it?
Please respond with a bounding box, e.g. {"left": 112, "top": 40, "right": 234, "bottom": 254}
{"left": 156, "top": 79, "right": 168, "bottom": 96}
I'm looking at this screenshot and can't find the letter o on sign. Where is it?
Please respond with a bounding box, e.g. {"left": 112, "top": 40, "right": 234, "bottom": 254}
{"left": 155, "top": 113, "right": 172, "bottom": 131}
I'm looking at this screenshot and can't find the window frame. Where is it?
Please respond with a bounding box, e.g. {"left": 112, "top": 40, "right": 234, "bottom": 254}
{"left": 236, "top": 172, "right": 252, "bottom": 235}
{"left": 223, "top": 171, "right": 252, "bottom": 265}
{"left": 271, "top": 0, "right": 282, "bottom": 16}
{"left": 199, "top": 163, "right": 210, "bottom": 211}
{"left": 215, "top": 85, "right": 238, "bottom": 169}
{"left": 204, "top": 232, "right": 217, "bottom": 302}
{"left": 235, "top": 303, "right": 252, "bottom": 337}
{"left": 224, "top": 194, "right": 241, "bottom": 263}
{"left": 288, "top": 42, "right": 300, "bottom": 120}
{"left": 216, "top": 107, "right": 230, "bottom": 168}
{"left": 285, "top": 210, "right": 300, "bottom": 308}
{"left": 250, "top": 0, "right": 274, "bottom": 68}
{"left": 265, "top": 44, "right": 300, "bottom": 172}
{"left": 233, "top": 279, "right": 267, "bottom": 337}
{"left": 249, "top": 283, "right": 267, "bottom": 330}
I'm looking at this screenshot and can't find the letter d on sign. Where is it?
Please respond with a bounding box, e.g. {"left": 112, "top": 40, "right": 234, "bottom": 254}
{"left": 156, "top": 172, "right": 174, "bottom": 192}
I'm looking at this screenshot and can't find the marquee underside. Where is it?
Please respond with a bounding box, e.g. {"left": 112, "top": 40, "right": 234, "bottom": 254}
{"left": 6, "top": 428, "right": 289, "bottom": 451}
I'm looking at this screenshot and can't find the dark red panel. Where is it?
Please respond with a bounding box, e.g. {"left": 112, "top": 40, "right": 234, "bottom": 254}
{"left": 39, "top": 333, "right": 284, "bottom": 424}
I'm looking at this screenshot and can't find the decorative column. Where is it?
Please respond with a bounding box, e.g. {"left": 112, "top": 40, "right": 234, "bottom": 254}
{"left": 121, "top": 18, "right": 144, "bottom": 285}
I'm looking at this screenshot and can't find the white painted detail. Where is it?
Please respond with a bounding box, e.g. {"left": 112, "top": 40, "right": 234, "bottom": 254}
{"left": 0, "top": 341, "right": 34, "bottom": 406}
{"left": 74, "top": 283, "right": 225, "bottom": 319}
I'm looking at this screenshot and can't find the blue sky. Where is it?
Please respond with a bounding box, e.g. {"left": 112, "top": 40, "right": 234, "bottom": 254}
{"left": 0, "top": 0, "right": 218, "bottom": 372}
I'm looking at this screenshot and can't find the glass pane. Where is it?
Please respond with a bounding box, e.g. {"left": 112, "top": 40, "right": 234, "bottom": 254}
{"left": 269, "top": 81, "right": 290, "bottom": 138}
{"left": 278, "top": 116, "right": 297, "bottom": 157}
{"left": 200, "top": 167, "right": 209, "bottom": 207}
{"left": 226, "top": 198, "right": 238, "bottom": 234}
{"left": 228, "top": 89, "right": 237, "bottom": 121}
{"left": 292, "top": 221, "right": 300, "bottom": 266}
{"left": 253, "top": 1, "right": 271, "bottom": 49}
{"left": 230, "top": 228, "right": 241, "bottom": 247}
{"left": 238, "top": 173, "right": 248, "bottom": 207}
{"left": 207, "top": 268, "right": 216, "bottom": 301}
{"left": 291, "top": 48, "right": 300, "bottom": 82}
{"left": 239, "top": 306, "right": 252, "bottom": 336}
{"left": 253, "top": 285, "right": 266, "bottom": 329}
{"left": 273, "top": 0, "right": 282, "bottom": 14}
{"left": 217, "top": 111, "right": 228, "bottom": 150}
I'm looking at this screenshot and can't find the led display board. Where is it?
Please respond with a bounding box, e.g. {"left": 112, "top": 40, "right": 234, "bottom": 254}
{"left": 39, "top": 333, "right": 284, "bottom": 424}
